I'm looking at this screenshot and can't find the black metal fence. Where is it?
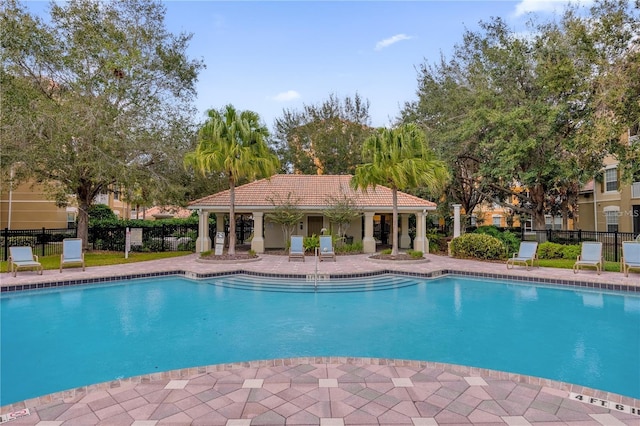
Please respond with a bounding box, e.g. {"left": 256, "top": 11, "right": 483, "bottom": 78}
{"left": 1, "top": 224, "right": 221, "bottom": 261}
{"left": 0, "top": 222, "right": 258, "bottom": 261}
{"left": 522, "top": 229, "right": 639, "bottom": 262}
{"left": 0, "top": 228, "right": 78, "bottom": 261}
{"left": 88, "top": 224, "right": 200, "bottom": 253}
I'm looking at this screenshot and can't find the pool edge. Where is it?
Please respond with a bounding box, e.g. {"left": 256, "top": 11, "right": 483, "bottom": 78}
{"left": 2, "top": 268, "right": 639, "bottom": 293}
{"left": 2, "top": 356, "right": 638, "bottom": 416}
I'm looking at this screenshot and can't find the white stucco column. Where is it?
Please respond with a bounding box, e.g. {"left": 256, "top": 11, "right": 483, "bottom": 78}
{"left": 363, "top": 212, "right": 376, "bottom": 253}
{"left": 453, "top": 204, "right": 462, "bottom": 238}
{"left": 251, "top": 212, "right": 265, "bottom": 253}
{"left": 195, "top": 210, "right": 211, "bottom": 253}
{"left": 413, "top": 211, "right": 428, "bottom": 254}
{"left": 215, "top": 213, "right": 225, "bottom": 235}
{"left": 400, "top": 214, "right": 411, "bottom": 249}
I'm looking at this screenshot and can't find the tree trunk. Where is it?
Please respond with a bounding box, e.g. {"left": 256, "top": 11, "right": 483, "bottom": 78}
{"left": 391, "top": 188, "right": 399, "bottom": 256}
{"left": 228, "top": 180, "right": 236, "bottom": 255}
{"left": 77, "top": 200, "right": 90, "bottom": 250}
{"left": 530, "top": 184, "right": 547, "bottom": 230}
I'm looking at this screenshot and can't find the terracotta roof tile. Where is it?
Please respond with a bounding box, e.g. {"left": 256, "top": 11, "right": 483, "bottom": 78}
{"left": 189, "top": 174, "right": 436, "bottom": 210}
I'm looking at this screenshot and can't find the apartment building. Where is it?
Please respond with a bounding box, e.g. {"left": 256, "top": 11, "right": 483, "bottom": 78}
{"left": 576, "top": 131, "right": 640, "bottom": 235}
{"left": 0, "top": 181, "right": 131, "bottom": 230}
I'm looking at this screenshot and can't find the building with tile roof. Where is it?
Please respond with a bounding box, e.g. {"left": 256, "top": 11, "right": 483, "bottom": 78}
{"left": 188, "top": 174, "right": 438, "bottom": 254}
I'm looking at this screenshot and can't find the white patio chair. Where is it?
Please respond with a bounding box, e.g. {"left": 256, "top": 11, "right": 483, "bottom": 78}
{"left": 60, "top": 238, "right": 85, "bottom": 272}
{"left": 319, "top": 235, "right": 336, "bottom": 262}
{"left": 288, "top": 235, "right": 305, "bottom": 262}
{"left": 506, "top": 241, "right": 538, "bottom": 271}
{"left": 9, "top": 246, "right": 43, "bottom": 277}
{"left": 621, "top": 241, "right": 640, "bottom": 277}
{"left": 573, "top": 242, "right": 603, "bottom": 275}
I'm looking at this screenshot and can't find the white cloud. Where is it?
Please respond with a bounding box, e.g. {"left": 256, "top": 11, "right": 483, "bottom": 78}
{"left": 272, "top": 90, "right": 301, "bottom": 102}
{"left": 375, "top": 34, "right": 412, "bottom": 51}
{"left": 513, "top": 0, "right": 594, "bottom": 17}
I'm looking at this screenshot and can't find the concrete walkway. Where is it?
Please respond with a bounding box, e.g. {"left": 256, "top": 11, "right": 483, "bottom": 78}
{"left": 1, "top": 253, "right": 639, "bottom": 425}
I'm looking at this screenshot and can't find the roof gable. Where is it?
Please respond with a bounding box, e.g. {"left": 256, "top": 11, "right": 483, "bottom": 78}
{"left": 188, "top": 174, "right": 436, "bottom": 210}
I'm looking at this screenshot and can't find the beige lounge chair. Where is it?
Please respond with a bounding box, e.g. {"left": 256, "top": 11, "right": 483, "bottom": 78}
{"left": 621, "top": 241, "right": 640, "bottom": 277}
{"left": 9, "top": 246, "right": 43, "bottom": 277}
{"left": 319, "top": 235, "right": 336, "bottom": 262}
{"left": 506, "top": 241, "right": 538, "bottom": 270}
{"left": 573, "top": 242, "right": 603, "bottom": 275}
{"left": 60, "top": 238, "right": 85, "bottom": 272}
{"left": 288, "top": 235, "right": 305, "bottom": 262}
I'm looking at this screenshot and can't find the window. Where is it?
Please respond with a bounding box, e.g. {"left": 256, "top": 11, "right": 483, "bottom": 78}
{"left": 66, "top": 207, "right": 77, "bottom": 229}
{"left": 605, "top": 168, "right": 618, "bottom": 192}
{"left": 492, "top": 215, "right": 502, "bottom": 227}
{"left": 545, "top": 215, "right": 562, "bottom": 230}
{"left": 94, "top": 193, "right": 109, "bottom": 204}
{"left": 470, "top": 215, "right": 477, "bottom": 227}
{"left": 633, "top": 182, "right": 640, "bottom": 199}
{"left": 604, "top": 208, "right": 619, "bottom": 232}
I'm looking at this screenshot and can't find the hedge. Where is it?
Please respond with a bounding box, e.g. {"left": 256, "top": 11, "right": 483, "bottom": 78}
{"left": 450, "top": 233, "right": 507, "bottom": 260}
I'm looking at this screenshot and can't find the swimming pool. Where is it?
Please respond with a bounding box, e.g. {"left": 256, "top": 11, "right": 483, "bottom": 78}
{"left": 1, "top": 274, "right": 638, "bottom": 406}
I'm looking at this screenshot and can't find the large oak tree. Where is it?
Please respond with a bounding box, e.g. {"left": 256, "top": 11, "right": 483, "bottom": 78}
{"left": 1, "top": 0, "right": 204, "bottom": 245}
{"left": 273, "top": 93, "right": 373, "bottom": 175}
{"left": 402, "top": 0, "right": 639, "bottom": 230}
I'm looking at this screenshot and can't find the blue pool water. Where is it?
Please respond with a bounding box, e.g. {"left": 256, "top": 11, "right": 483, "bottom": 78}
{"left": 1, "top": 275, "right": 639, "bottom": 405}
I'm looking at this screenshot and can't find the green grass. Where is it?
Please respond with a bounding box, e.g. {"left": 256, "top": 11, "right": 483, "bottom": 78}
{"left": 537, "top": 258, "right": 621, "bottom": 272}
{"left": 1, "top": 251, "right": 192, "bottom": 273}
{"left": 2, "top": 250, "right": 625, "bottom": 274}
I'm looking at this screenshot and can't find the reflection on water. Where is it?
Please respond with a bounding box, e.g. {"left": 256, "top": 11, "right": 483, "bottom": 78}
{"left": 624, "top": 296, "right": 640, "bottom": 313}
{"left": 578, "top": 291, "right": 604, "bottom": 308}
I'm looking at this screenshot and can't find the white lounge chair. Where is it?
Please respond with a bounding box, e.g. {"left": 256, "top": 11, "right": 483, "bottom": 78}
{"left": 60, "top": 238, "right": 85, "bottom": 272}
{"left": 573, "top": 242, "right": 603, "bottom": 275}
{"left": 621, "top": 241, "right": 640, "bottom": 277}
{"left": 319, "top": 235, "right": 336, "bottom": 262}
{"left": 506, "top": 241, "right": 538, "bottom": 270}
{"left": 9, "top": 246, "right": 43, "bottom": 277}
{"left": 288, "top": 235, "right": 305, "bottom": 262}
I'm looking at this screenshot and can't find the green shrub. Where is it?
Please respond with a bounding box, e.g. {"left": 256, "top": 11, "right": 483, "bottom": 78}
{"left": 537, "top": 242, "right": 564, "bottom": 259}
{"left": 450, "top": 233, "right": 506, "bottom": 260}
{"left": 475, "top": 226, "right": 519, "bottom": 255}
{"left": 178, "top": 240, "right": 195, "bottom": 251}
{"left": 88, "top": 204, "right": 118, "bottom": 222}
{"left": 407, "top": 250, "right": 423, "bottom": 259}
{"left": 561, "top": 244, "right": 581, "bottom": 260}
{"left": 303, "top": 234, "right": 319, "bottom": 251}
{"left": 427, "top": 232, "right": 448, "bottom": 253}
{"left": 380, "top": 248, "right": 392, "bottom": 255}
{"left": 537, "top": 242, "right": 582, "bottom": 260}
{"left": 336, "top": 242, "right": 363, "bottom": 254}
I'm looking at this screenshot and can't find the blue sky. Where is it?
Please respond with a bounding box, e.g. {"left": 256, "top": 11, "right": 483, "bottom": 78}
{"left": 27, "top": 0, "right": 590, "bottom": 129}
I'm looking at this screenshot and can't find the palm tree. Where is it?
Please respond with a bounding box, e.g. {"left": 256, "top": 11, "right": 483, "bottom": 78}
{"left": 350, "top": 123, "right": 449, "bottom": 256}
{"left": 185, "top": 104, "right": 279, "bottom": 255}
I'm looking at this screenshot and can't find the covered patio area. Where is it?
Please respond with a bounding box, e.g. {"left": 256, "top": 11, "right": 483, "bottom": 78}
{"left": 188, "top": 174, "right": 438, "bottom": 254}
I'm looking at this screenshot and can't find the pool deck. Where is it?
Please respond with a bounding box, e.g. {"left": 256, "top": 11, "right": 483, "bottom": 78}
{"left": 1, "top": 253, "right": 639, "bottom": 425}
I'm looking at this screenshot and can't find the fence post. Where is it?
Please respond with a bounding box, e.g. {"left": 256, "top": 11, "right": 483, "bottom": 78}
{"left": 162, "top": 224, "right": 166, "bottom": 252}
{"left": 3, "top": 228, "right": 8, "bottom": 261}
{"left": 614, "top": 231, "right": 619, "bottom": 263}
{"left": 40, "top": 227, "right": 46, "bottom": 257}
{"left": 578, "top": 229, "right": 582, "bottom": 242}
